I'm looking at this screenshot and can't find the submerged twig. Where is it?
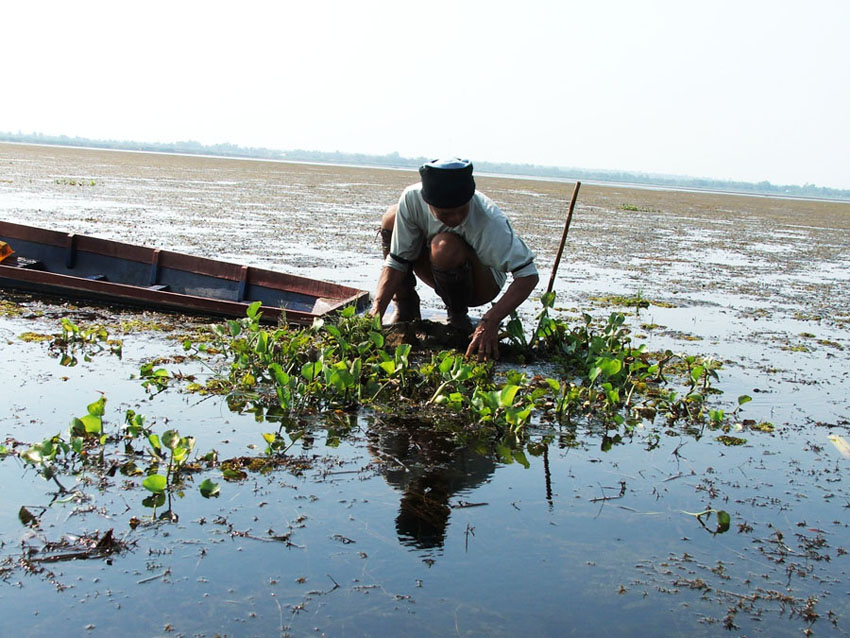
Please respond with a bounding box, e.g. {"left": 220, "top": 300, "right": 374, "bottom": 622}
{"left": 590, "top": 481, "right": 627, "bottom": 503}
{"left": 137, "top": 568, "right": 171, "bottom": 584}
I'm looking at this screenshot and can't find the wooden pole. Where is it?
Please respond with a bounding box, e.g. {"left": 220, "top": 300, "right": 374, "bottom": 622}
{"left": 546, "top": 181, "right": 581, "bottom": 295}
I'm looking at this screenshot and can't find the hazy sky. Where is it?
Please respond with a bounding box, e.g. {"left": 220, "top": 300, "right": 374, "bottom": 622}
{"left": 3, "top": 1, "right": 849, "bottom": 189}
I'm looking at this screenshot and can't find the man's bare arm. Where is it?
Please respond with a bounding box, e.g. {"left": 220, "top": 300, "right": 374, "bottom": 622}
{"left": 369, "top": 266, "right": 407, "bottom": 319}
{"left": 466, "top": 273, "right": 539, "bottom": 360}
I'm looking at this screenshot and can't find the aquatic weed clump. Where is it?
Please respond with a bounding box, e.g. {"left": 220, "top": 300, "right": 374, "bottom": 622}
{"left": 173, "top": 298, "right": 757, "bottom": 450}
{"left": 20, "top": 317, "right": 124, "bottom": 366}
{"left": 503, "top": 292, "right": 745, "bottom": 440}
{"left": 182, "top": 302, "right": 495, "bottom": 426}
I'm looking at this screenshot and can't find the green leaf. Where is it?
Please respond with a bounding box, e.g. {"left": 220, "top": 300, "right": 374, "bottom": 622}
{"left": 715, "top": 435, "right": 747, "bottom": 446}
{"left": 87, "top": 396, "right": 106, "bottom": 417}
{"left": 199, "top": 478, "right": 220, "bottom": 498}
{"left": 512, "top": 449, "right": 530, "bottom": 469}
{"left": 451, "top": 363, "right": 472, "bottom": 382}
{"left": 337, "top": 368, "right": 355, "bottom": 388}
{"left": 142, "top": 492, "right": 166, "bottom": 508}
{"left": 715, "top": 510, "right": 731, "bottom": 534}
{"left": 324, "top": 369, "right": 341, "bottom": 391}
{"left": 246, "top": 300, "right": 262, "bottom": 319}
{"left": 349, "top": 358, "right": 361, "bottom": 379}
{"left": 148, "top": 433, "right": 162, "bottom": 456}
{"left": 690, "top": 365, "right": 705, "bottom": 383}
{"left": 39, "top": 439, "right": 57, "bottom": 460}
{"left": 439, "top": 355, "right": 455, "bottom": 375}
{"left": 70, "top": 417, "right": 87, "bottom": 437}
{"left": 447, "top": 391, "right": 464, "bottom": 404}
{"left": 80, "top": 414, "right": 102, "bottom": 435}
{"left": 255, "top": 331, "right": 268, "bottom": 354}
{"left": 70, "top": 437, "right": 83, "bottom": 454}
{"left": 737, "top": 394, "right": 752, "bottom": 406}
{"left": 59, "top": 353, "right": 77, "bottom": 367}
{"left": 596, "top": 357, "right": 622, "bottom": 378}
{"left": 301, "top": 360, "right": 323, "bottom": 381}
{"left": 269, "top": 363, "right": 290, "bottom": 387}
{"left": 19, "top": 506, "right": 38, "bottom": 527}
{"left": 172, "top": 446, "right": 189, "bottom": 463}
{"left": 506, "top": 406, "right": 532, "bottom": 429}
{"left": 473, "top": 388, "right": 499, "bottom": 413}
{"left": 496, "top": 442, "right": 514, "bottom": 464}
{"left": 21, "top": 447, "right": 43, "bottom": 465}
{"left": 498, "top": 385, "right": 520, "bottom": 409}
{"left": 143, "top": 474, "right": 167, "bottom": 493}
{"left": 222, "top": 467, "right": 248, "bottom": 481}
{"left": 161, "top": 430, "right": 180, "bottom": 450}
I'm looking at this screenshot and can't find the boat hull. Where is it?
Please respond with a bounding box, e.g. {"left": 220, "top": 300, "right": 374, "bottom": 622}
{"left": 0, "top": 221, "right": 369, "bottom": 324}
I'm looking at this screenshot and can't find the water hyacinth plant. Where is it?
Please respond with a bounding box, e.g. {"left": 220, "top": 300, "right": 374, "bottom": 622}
{"left": 172, "top": 294, "right": 751, "bottom": 444}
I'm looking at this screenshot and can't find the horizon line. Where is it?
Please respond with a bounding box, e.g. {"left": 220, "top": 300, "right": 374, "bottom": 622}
{"left": 2, "top": 132, "right": 849, "bottom": 200}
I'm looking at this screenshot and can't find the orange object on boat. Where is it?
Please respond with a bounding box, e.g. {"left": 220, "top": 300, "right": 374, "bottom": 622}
{"left": 0, "top": 241, "right": 14, "bottom": 263}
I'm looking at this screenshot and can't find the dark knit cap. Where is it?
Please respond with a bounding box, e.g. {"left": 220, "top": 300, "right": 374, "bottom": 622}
{"left": 419, "top": 158, "right": 476, "bottom": 208}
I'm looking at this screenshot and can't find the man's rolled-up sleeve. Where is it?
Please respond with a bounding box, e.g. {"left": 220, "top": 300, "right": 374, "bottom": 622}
{"left": 484, "top": 217, "right": 537, "bottom": 278}
{"left": 386, "top": 191, "right": 425, "bottom": 272}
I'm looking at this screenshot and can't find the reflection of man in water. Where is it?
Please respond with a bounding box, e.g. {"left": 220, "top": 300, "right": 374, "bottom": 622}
{"left": 367, "top": 420, "right": 496, "bottom": 550}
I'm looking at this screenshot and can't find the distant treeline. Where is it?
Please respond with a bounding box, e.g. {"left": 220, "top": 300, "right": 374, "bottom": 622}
{"left": 3, "top": 131, "right": 849, "bottom": 201}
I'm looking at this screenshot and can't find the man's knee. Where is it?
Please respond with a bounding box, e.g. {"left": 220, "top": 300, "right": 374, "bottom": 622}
{"left": 429, "top": 232, "right": 468, "bottom": 270}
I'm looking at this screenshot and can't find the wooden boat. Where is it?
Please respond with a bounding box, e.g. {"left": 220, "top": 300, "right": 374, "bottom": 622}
{"left": 0, "top": 220, "right": 370, "bottom": 324}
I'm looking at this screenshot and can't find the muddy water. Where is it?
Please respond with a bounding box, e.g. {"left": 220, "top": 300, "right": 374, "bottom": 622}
{"left": 1, "top": 143, "right": 849, "bottom": 637}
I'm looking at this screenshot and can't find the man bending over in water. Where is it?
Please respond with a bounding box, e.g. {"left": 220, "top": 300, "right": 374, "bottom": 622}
{"left": 371, "top": 158, "right": 538, "bottom": 361}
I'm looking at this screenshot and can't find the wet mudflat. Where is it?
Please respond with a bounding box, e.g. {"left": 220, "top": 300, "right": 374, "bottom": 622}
{"left": 1, "top": 143, "right": 849, "bottom": 637}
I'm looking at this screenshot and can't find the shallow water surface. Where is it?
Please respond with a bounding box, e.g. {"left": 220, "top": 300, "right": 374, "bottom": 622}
{"left": 1, "top": 144, "right": 850, "bottom": 637}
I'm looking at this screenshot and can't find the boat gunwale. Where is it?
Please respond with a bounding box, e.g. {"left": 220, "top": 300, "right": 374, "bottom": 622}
{"left": 0, "top": 220, "right": 362, "bottom": 298}
{"left": 0, "top": 220, "right": 370, "bottom": 324}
